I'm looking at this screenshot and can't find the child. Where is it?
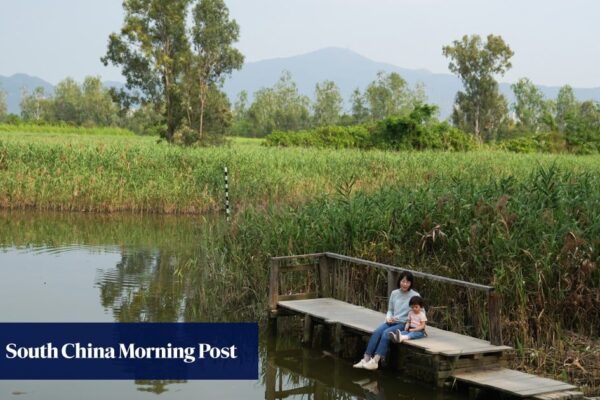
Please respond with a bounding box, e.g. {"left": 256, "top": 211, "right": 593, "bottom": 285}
{"left": 391, "top": 295, "right": 427, "bottom": 342}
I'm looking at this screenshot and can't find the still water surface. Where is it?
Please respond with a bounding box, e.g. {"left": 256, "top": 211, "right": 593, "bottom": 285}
{"left": 0, "top": 212, "right": 466, "bottom": 399}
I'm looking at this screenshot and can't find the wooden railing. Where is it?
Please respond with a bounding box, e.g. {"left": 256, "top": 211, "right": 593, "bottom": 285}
{"left": 269, "top": 252, "right": 503, "bottom": 345}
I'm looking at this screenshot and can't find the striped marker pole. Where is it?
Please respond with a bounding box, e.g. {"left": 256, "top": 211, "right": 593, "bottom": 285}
{"left": 224, "top": 166, "right": 230, "bottom": 221}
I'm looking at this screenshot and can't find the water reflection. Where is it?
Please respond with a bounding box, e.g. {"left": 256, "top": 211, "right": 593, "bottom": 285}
{"left": 96, "top": 250, "right": 186, "bottom": 322}
{"left": 0, "top": 211, "right": 467, "bottom": 399}
{"left": 264, "top": 334, "right": 459, "bottom": 400}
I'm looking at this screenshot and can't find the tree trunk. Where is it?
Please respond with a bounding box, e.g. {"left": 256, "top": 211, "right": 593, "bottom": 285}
{"left": 199, "top": 95, "right": 205, "bottom": 140}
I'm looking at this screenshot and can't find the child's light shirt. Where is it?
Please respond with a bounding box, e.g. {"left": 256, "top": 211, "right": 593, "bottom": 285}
{"left": 408, "top": 310, "right": 427, "bottom": 329}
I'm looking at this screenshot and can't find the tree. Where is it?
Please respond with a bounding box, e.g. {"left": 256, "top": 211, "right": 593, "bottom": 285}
{"left": 350, "top": 88, "right": 369, "bottom": 124}
{"left": 511, "top": 77, "right": 547, "bottom": 132}
{"left": 365, "top": 71, "right": 412, "bottom": 120}
{"left": 230, "top": 90, "right": 252, "bottom": 136}
{"left": 102, "top": 0, "right": 191, "bottom": 141}
{"left": 565, "top": 101, "right": 600, "bottom": 152}
{"left": 555, "top": 85, "right": 578, "bottom": 133}
{"left": 190, "top": 0, "right": 244, "bottom": 139}
{"left": 81, "top": 76, "right": 119, "bottom": 126}
{"left": 20, "top": 87, "right": 49, "bottom": 122}
{"left": 0, "top": 87, "right": 7, "bottom": 121}
{"left": 443, "top": 34, "right": 513, "bottom": 141}
{"left": 411, "top": 81, "right": 428, "bottom": 105}
{"left": 312, "top": 80, "right": 343, "bottom": 127}
{"left": 51, "top": 77, "right": 83, "bottom": 124}
{"left": 246, "top": 71, "right": 310, "bottom": 135}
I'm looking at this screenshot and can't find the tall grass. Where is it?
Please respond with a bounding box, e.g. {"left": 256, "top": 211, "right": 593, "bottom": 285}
{"left": 0, "top": 123, "right": 135, "bottom": 136}
{"left": 2, "top": 132, "right": 600, "bottom": 214}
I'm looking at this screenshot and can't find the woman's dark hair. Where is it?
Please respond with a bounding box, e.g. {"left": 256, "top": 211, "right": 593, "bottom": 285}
{"left": 397, "top": 271, "right": 414, "bottom": 290}
{"left": 409, "top": 295, "right": 424, "bottom": 307}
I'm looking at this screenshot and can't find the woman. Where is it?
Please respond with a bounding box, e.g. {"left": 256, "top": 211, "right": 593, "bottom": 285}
{"left": 353, "top": 271, "right": 419, "bottom": 370}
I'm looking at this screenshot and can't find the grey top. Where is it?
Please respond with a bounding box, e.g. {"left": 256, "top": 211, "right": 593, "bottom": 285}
{"left": 386, "top": 288, "right": 420, "bottom": 323}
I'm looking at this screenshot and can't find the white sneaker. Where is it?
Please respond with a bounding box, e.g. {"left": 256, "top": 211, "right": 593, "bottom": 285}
{"left": 389, "top": 330, "right": 401, "bottom": 343}
{"left": 363, "top": 358, "right": 379, "bottom": 371}
{"left": 353, "top": 359, "right": 367, "bottom": 368}
{"left": 400, "top": 335, "right": 410, "bottom": 342}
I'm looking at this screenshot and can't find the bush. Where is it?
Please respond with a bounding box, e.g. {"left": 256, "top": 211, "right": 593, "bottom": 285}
{"left": 497, "top": 132, "right": 569, "bottom": 154}
{"left": 266, "top": 104, "right": 476, "bottom": 152}
{"left": 372, "top": 111, "right": 476, "bottom": 151}
{"left": 266, "top": 125, "right": 371, "bottom": 149}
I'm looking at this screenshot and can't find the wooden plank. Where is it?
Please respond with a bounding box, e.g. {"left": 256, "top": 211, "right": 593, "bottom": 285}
{"left": 452, "top": 368, "right": 577, "bottom": 397}
{"left": 279, "top": 264, "right": 316, "bottom": 273}
{"left": 277, "top": 298, "right": 512, "bottom": 357}
{"left": 533, "top": 391, "right": 584, "bottom": 400}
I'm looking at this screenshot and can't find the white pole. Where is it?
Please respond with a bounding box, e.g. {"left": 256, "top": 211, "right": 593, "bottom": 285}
{"left": 224, "top": 166, "right": 230, "bottom": 222}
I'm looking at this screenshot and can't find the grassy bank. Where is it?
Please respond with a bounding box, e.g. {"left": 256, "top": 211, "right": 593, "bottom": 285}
{"left": 1, "top": 132, "right": 599, "bottom": 394}
{"left": 2, "top": 131, "right": 600, "bottom": 213}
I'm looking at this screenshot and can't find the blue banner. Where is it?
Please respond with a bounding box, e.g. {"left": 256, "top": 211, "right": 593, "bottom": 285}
{"left": 0, "top": 323, "right": 258, "bottom": 380}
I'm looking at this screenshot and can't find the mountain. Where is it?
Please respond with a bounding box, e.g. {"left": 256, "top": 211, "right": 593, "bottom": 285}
{"left": 223, "top": 47, "right": 600, "bottom": 118}
{"left": 223, "top": 47, "right": 463, "bottom": 117}
{"left": 3, "top": 48, "right": 600, "bottom": 117}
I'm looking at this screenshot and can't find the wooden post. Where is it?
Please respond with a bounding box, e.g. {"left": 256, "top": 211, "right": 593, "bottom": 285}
{"left": 488, "top": 291, "right": 503, "bottom": 345}
{"left": 268, "top": 258, "right": 280, "bottom": 318}
{"left": 302, "top": 315, "right": 314, "bottom": 345}
{"left": 388, "top": 270, "right": 401, "bottom": 295}
{"left": 318, "top": 256, "right": 332, "bottom": 298}
{"left": 333, "top": 323, "right": 343, "bottom": 356}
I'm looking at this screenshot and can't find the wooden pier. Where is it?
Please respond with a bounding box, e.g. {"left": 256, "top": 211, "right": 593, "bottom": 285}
{"left": 268, "top": 252, "right": 583, "bottom": 400}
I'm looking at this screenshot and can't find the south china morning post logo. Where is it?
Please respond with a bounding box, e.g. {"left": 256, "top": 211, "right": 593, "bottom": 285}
{"left": 0, "top": 323, "right": 258, "bottom": 380}
{"left": 5, "top": 341, "right": 238, "bottom": 364}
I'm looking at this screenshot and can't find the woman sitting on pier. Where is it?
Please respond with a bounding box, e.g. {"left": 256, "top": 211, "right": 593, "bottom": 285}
{"left": 353, "top": 271, "right": 419, "bottom": 371}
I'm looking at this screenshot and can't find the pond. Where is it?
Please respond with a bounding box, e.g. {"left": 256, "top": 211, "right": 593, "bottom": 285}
{"left": 0, "top": 212, "right": 466, "bottom": 399}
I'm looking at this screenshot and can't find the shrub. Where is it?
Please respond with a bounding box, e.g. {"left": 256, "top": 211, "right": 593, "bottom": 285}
{"left": 497, "top": 132, "right": 569, "bottom": 154}
{"left": 371, "top": 104, "right": 476, "bottom": 151}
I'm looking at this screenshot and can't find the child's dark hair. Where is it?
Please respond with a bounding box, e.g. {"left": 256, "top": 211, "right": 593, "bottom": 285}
{"left": 409, "top": 295, "right": 424, "bottom": 307}
{"left": 397, "top": 271, "right": 414, "bottom": 289}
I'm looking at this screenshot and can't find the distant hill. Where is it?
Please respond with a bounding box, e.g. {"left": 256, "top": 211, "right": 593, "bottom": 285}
{"left": 224, "top": 47, "right": 600, "bottom": 118}
{"left": 3, "top": 48, "right": 600, "bottom": 118}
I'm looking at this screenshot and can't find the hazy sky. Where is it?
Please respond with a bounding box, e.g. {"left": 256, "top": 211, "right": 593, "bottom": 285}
{"left": 1, "top": 0, "right": 599, "bottom": 87}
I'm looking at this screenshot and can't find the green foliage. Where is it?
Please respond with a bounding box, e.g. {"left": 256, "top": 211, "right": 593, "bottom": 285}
{"left": 350, "top": 88, "right": 369, "bottom": 124}
{"left": 189, "top": 0, "right": 244, "bottom": 138}
{"left": 511, "top": 77, "right": 549, "bottom": 132}
{"left": 102, "top": 0, "right": 193, "bottom": 141}
{"left": 371, "top": 104, "right": 477, "bottom": 151}
{"left": 20, "top": 87, "right": 50, "bottom": 122}
{"left": 312, "top": 80, "right": 343, "bottom": 127}
{"left": 20, "top": 78, "right": 119, "bottom": 127}
{"left": 443, "top": 34, "right": 513, "bottom": 141}
{"left": 246, "top": 71, "right": 310, "bottom": 136}
{"left": 266, "top": 125, "right": 371, "bottom": 148}
{"left": 365, "top": 71, "right": 413, "bottom": 120}
{"left": 498, "top": 132, "right": 567, "bottom": 154}
{"left": 0, "top": 123, "right": 134, "bottom": 136}
{"left": 266, "top": 104, "right": 476, "bottom": 151}
{"left": 556, "top": 85, "right": 578, "bottom": 133}
{"left": 565, "top": 100, "right": 600, "bottom": 154}
{"left": 0, "top": 87, "right": 7, "bottom": 122}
